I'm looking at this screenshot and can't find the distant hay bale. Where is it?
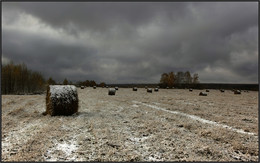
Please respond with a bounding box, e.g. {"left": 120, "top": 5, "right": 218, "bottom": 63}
{"left": 189, "top": 88, "right": 193, "bottom": 92}
{"left": 147, "top": 88, "right": 152, "bottom": 93}
{"left": 93, "top": 86, "right": 96, "bottom": 89}
{"left": 108, "top": 88, "right": 116, "bottom": 95}
{"left": 81, "top": 86, "right": 84, "bottom": 89}
{"left": 106, "top": 86, "right": 109, "bottom": 88}
{"left": 199, "top": 92, "right": 207, "bottom": 96}
{"left": 45, "top": 85, "right": 78, "bottom": 116}
{"left": 206, "top": 89, "right": 209, "bottom": 92}
{"left": 133, "top": 87, "right": 138, "bottom": 91}
{"left": 220, "top": 89, "right": 225, "bottom": 92}
{"left": 154, "top": 88, "right": 159, "bottom": 92}
{"left": 166, "top": 87, "right": 169, "bottom": 89}
{"left": 234, "top": 90, "right": 241, "bottom": 94}
{"left": 115, "top": 87, "right": 119, "bottom": 90}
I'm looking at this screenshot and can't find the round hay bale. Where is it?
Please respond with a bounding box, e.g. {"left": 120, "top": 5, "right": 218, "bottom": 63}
{"left": 115, "top": 87, "right": 119, "bottom": 90}
{"left": 154, "top": 88, "right": 159, "bottom": 92}
{"left": 206, "top": 89, "right": 209, "bottom": 92}
{"left": 93, "top": 86, "right": 96, "bottom": 89}
{"left": 189, "top": 88, "right": 193, "bottom": 92}
{"left": 45, "top": 85, "right": 78, "bottom": 116}
{"left": 199, "top": 92, "right": 207, "bottom": 96}
{"left": 234, "top": 90, "right": 241, "bottom": 94}
{"left": 133, "top": 87, "right": 138, "bottom": 91}
{"left": 108, "top": 88, "right": 116, "bottom": 95}
{"left": 147, "top": 88, "right": 152, "bottom": 93}
{"left": 220, "top": 89, "right": 225, "bottom": 92}
{"left": 166, "top": 87, "right": 169, "bottom": 89}
{"left": 81, "top": 86, "right": 84, "bottom": 89}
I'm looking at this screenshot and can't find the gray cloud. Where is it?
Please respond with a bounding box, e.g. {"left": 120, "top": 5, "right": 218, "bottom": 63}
{"left": 2, "top": 2, "right": 258, "bottom": 83}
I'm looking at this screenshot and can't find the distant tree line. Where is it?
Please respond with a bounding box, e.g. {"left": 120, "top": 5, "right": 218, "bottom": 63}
{"left": 159, "top": 71, "right": 199, "bottom": 88}
{"left": 1, "top": 62, "right": 45, "bottom": 94}
{"left": 76, "top": 80, "right": 106, "bottom": 87}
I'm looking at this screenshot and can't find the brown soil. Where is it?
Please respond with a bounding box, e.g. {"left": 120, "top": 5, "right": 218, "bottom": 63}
{"left": 1, "top": 88, "right": 258, "bottom": 161}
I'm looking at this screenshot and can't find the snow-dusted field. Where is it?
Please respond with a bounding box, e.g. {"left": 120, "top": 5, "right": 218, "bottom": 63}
{"left": 1, "top": 88, "right": 258, "bottom": 161}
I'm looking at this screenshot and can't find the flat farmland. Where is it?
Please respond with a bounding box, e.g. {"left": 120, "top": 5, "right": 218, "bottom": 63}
{"left": 1, "top": 88, "right": 258, "bottom": 161}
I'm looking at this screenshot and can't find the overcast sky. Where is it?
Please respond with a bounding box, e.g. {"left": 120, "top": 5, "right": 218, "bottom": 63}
{"left": 2, "top": 2, "right": 258, "bottom": 84}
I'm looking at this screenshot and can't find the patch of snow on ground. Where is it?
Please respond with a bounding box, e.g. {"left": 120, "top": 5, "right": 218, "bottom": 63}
{"left": 2, "top": 119, "right": 47, "bottom": 156}
{"left": 56, "top": 141, "right": 78, "bottom": 157}
{"left": 133, "top": 101, "right": 257, "bottom": 136}
{"left": 132, "top": 104, "right": 139, "bottom": 107}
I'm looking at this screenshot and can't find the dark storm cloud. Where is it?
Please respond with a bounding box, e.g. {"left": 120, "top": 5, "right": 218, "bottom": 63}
{"left": 2, "top": 2, "right": 258, "bottom": 83}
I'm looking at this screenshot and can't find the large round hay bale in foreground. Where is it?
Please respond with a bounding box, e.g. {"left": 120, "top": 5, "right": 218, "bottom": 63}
{"left": 108, "top": 88, "right": 116, "bottom": 95}
{"left": 133, "top": 87, "right": 138, "bottom": 91}
{"left": 199, "top": 92, "right": 207, "bottom": 96}
{"left": 147, "top": 88, "right": 152, "bottom": 93}
{"left": 45, "top": 85, "right": 78, "bottom": 116}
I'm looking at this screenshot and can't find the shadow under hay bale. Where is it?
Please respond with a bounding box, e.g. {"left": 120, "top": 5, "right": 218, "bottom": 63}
{"left": 45, "top": 85, "right": 78, "bottom": 116}
{"left": 199, "top": 92, "right": 207, "bottom": 96}
{"left": 234, "top": 90, "right": 241, "bottom": 94}
{"left": 154, "top": 88, "right": 159, "bottom": 92}
{"left": 147, "top": 88, "right": 152, "bottom": 93}
{"left": 133, "top": 87, "right": 138, "bottom": 91}
{"left": 108, "top": 88, "right": 116, "bottom": 95}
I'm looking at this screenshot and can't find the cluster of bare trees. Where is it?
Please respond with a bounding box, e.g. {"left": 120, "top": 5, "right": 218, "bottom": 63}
{"left": 159, "top": 71, "right": 199, "bottom": 88}
{"left": 1, "top": 62, "right": 45, "bottom": 94}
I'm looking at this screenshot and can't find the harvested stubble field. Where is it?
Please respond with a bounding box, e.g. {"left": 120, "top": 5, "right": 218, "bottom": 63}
{"left": 1, "top": 88, "right": 259, "bottom": 161}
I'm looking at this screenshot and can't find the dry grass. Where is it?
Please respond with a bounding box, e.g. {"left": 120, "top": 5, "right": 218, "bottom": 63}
{"left": 2, "top": 88, "right": 258, "bottom": 161}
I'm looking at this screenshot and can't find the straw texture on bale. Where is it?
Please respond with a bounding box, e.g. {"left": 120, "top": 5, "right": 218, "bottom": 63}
{"left": 133, "top": 87, "right": 138, "bottom": 91}
{"left": 154, "top": 88, "right": 159, "bottom": 92}
{"left": 199, "top": 92, "right": 207, "bottom": 96}
{"left": 108, "top": 88, "right": 116, "bottom": 95}
{"left": 45, "top": 85, "right": 78, "bottom": 116}
{"left": 147, "top": 88, "right": 152, "bottom": 93}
